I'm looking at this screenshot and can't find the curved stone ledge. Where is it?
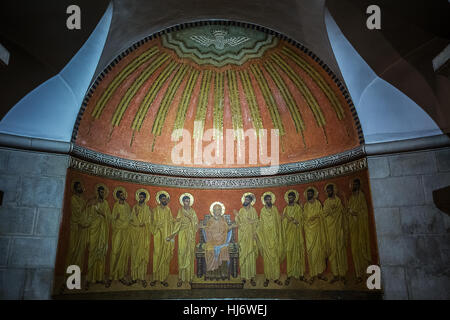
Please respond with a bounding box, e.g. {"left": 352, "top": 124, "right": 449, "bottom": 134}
{"left": 71, "top": 144, "right": 365, "bottom": 178}
{"left": 69, "top": 156, "right": 367, "bottom": 189}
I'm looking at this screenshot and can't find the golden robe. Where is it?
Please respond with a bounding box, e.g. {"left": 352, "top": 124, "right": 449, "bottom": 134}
{"left": 348, "top": 191, "right": 371, "bottom": 277}
{"left": 173, "top": 208, "right": 198, "bottom": 282}
{"left": 67, "top": 194, "right": 89, "bottom": 269}
{"left": 257, "top": 206, "right": 282, "bottom": 280}
{"left": 130, "top": 203, "right": 152, "bottom": 281}
{"left": 204, "top": 216, "right": 229, "bottom": 272}
{"left": 323, "top": 196, "right": 348, "bottom": 277}
{"left": 110, "top": 201, "right": 132, "bottom": 280}
{"left": 303, "top": 200, "right": 327, "bottom": 277}
{"left": 152, "top": 205, "right": 174, "bottom": 282}
{"left": 283, "top": 204, "right": 305, "bottom": 278}
{"left": 87, "top": 200, "right": 110, "bottom": 282}
{"left": 235, "top": 206, "right": 258, "bottom": 280}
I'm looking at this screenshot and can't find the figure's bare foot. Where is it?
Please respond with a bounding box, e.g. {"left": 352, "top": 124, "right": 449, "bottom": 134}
{"left": 161, "top": 281, "right": 169, "bottom": 287}
{"left": 250, "top": 279, "right": 256, "bottom": 286}
{"left": 274, "top": 279, "right": 283, "bottom": 286}
{"left": 284, "top": 277, "right": 291, "bottom": 286}
{"left": 242, "top": 279, "right": 246, "bottom": 285}
{"left": 263, "top": 279, "right": 269, "bottom": 287}
{"left": 308, "top": 277, "right": 315, "bottom": 285}
{"left": 128, "top": 280, "right": 137, "bottom": 286}
{"left": 318, "top": 274, "right": 328, "bottom": 282}
{"left": 330, "top": 276, "right": 339, "bottom": 284}
{"left": 142, "top": 280, "right": 147, "bottom": 288}
{"left": 177, "top": 280, "right": 183, "bottom": 287}
{"left": 340, "top": 277, "right": 347, "bottom": 285}
{"left": 150, "top": 281, "right": 156, "bottom": 287}
{"left": 119, "top": 278, "right": 127, "bottom": 286}
{"left": 299, "top": 276, "right": 307, "bottom": 283}
{"left": 84, "top": 281, "right": 89, "bottom": 291}
{"left": 105, "top": 280, "right": 112, "bottom": 288}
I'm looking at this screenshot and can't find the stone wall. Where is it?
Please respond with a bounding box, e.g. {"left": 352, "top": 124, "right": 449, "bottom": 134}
{"left": 0, "top": 147, "right": 68, "bottom": 299}
{"left": 369, "top": 147, "right": 450, "bottom": 299}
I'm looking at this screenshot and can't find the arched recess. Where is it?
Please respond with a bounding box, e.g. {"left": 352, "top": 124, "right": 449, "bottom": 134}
{"left": 53, "top": 21, "right": 381, "bottom": 299}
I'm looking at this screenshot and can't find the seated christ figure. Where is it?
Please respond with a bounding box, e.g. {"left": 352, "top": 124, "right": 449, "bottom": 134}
{"left": 202, "top": 202, "right": 234, "bottom": 280}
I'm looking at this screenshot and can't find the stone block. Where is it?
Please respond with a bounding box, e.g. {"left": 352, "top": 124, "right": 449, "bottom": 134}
{"left": 400, "top": 206, "right": 446, "bottom": 235}
{"left": 0, "top": 150, "right": 8, "bottom": 172}
{"left": 35, "top": 208, "right": 62, "bottom": 237}
{"left": 388, "top": 152, "right": 437, "bottom": 176}
{"left": 9, "top": 237, "right": 57, "bottom": 268}
{"left": 435, "top": 148, "right": 450, "bottom": 172}
{"left": 367, "top": 157, "right": 390, "bottom": 179}
{"left": 0, "top": 268, "right": 26, "bottom": 299}
{"left": 422, "top": 173, "right": 450, "bottom": 205}
{"left": 406, "top": 236, "right": 444, "bottom": 268}
{"left": 23, "top": 268, "right": 54, "bottom": 300}
{"left": 377, "top": 235, "right": 416, "bottom": 266}
{"left": 374, "top": 207, "right": 401, "bottom": 236}
{"left": 406, "top": 267, "right": 450, "bottom": 299}
{"left": 0, "top": 237, "right": 10, "bottom": 266}
{"left": 19, "top": 176, "right": 64, "bottom": 208}
{"left": 7, "top": 151, "right": 69, "bottom": 177}
{"left": 0, "top": 174, "right": 20, "bottom": 205}
{"left": 381, "top": 266, "right": 408, "bottom": 299}
{"left": 0, "top": 207, "right": 35, "bottom": 235}
{"left": 370, "top": 176, "right": 424, "bottom": 208}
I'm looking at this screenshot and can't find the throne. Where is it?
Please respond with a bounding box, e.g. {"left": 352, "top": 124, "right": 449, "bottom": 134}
{"left": 195, "top": 214, "right": 239, "bottom": 279}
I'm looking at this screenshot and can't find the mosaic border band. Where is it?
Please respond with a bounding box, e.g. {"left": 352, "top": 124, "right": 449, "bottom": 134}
{"left": 72, "top": 20, "right": 364, "bottom": 145}
{"left": 69, "top": 156, "right": 367, "bottom": 189}
{"left": 71, "top": 144, "right": 365, "bottom": 178}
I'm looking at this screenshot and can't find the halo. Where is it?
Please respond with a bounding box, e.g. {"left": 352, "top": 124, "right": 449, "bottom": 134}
{"left": 261, "top": 191, "right": 276, "bottom": 205}
{"left": 113, "top": 186, "right": 128, "bottom": 201}
{"left": 179, "top": 192, "right": 194, "bottom": 206}
{"left": 156, "top": 190, "right": 170, "bottom": 204}
{"left": 241, "top": 192, "right": 256, "bottom": 206}
{"left": 303, "top": 186, "right": 319, "bottom": 200}
{"left": 349, "top": 176, "right": 363, "bottom": 190}
{"left": 284, "top": 189, "right": 299, "bottom": 203}
{"left": 210, "top": 201, "right": 225, "bottom": 216}
{"left": 71, "top": 180, "right": 85, "bottom": 193}
{"left": 94, "top": 183, "right": 109, "bottom": 198}
{"left": 324, "top": 183, "right": 338, "bottom": 194}
{"left": 135, "top": 188, "right": 150, "bottom": 203}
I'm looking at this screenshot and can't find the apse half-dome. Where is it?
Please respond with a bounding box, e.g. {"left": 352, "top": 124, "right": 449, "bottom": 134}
{"left": 73, "top": 22, "right": 363, "bottom": 170}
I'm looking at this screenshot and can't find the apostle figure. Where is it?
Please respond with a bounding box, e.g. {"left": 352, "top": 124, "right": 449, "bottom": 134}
{"left": 67, "top": 181, "right": 90, "bottom": 272}
{"left": 257, "top": 192, "right": 283, "bottom": 287}
{"left": 303, "top": 187, "right": 328, "bottom": 285}
{"left": 202, "top": 202, "right": 234, "bottom": 281}
{"left": 87, "top": 183, "right": 110, "bottom": 289}
{"left": 348, "top": 178, "right": 371, "bottom": 283}
{"left": 167, "top": 193, "right": 198, "bottom": 287}
{"left": 282, "top": 190, "right": 306, "bottom": 285}
{"left": 234, "top": 193, "right": 258, "bottom": 286}
{"left": 323, "top": 183, "right": 348, "bottom": 284}
{"left": 151, "top": 191, "right": 174, "bottom": 287}
{"left": 110, "top": 187, "right": 132, "bottom": 285}
{"left": 130, "top": 189, "right": 152, "bottom": 288}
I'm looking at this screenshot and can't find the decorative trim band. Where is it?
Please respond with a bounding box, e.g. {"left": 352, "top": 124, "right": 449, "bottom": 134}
{"left": 71, "top": 144, "right": 365, "bottom": 178}
{"left": 69, "top": 156, "right": 367, "bottom": 189}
